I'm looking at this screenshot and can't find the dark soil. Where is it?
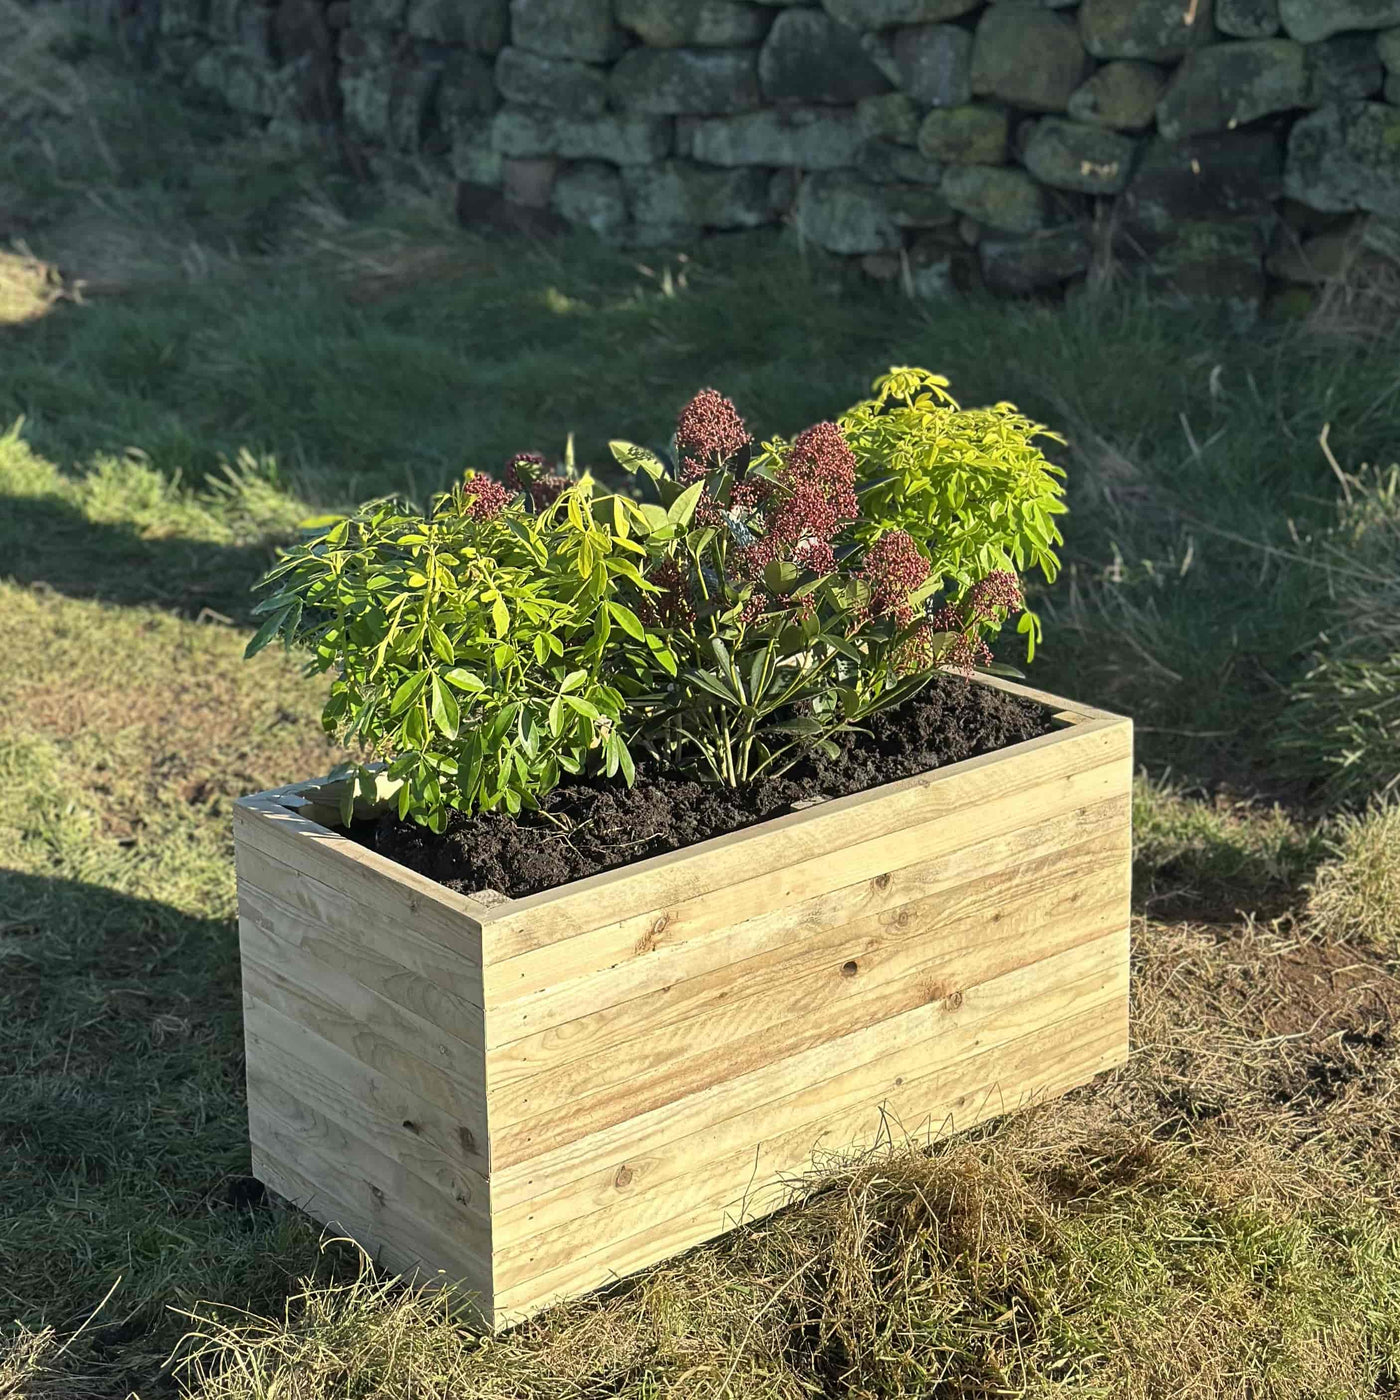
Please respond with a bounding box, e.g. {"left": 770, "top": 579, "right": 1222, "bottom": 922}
{"left": 350, "top": 675, "right": 1053, "bottom": 900}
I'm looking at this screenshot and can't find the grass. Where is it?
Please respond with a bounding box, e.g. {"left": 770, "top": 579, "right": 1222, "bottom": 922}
{"left": 3, "top": 4, "right": 1400, "bottom": 1395}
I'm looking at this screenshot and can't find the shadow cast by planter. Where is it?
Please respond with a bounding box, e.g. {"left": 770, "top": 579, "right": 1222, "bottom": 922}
{"left": 0, "top": 492, "right": 281, "bottom": 620}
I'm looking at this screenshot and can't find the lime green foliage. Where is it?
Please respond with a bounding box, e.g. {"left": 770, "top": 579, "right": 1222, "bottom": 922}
{"left": 246, "top": 476, "right": 676, "bottom": 825}
{"left": 840, "top": 367, "right": 1067, "bottom": 662}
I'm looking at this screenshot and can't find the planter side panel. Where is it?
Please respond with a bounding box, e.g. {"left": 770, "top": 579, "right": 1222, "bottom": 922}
{"left": 234, "top": 800, "right": 495, "bottom": 1308}
{"left": 484, "top": 717, "right": 1133, "bottom": 1325}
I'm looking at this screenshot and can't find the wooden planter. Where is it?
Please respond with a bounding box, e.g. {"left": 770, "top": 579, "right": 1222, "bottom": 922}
{"left": 233, "top": 676, "right": 1132, "bottom": 1329}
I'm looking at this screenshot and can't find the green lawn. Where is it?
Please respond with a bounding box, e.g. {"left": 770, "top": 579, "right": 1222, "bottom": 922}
{"left": 4, "top": 6, "right": 1400, "bottom": 1396}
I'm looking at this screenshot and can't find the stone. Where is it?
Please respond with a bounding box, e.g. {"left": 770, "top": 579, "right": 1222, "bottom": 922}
{"left": 822, "top": 0, "right": 979, "bottom": 26}
{"left": 347, "top": 0, "right": 400, "bottom": 29}
{"left": 492, "top": 106, "right": 673, "bottom": 162}
{"left": 338, "top": 28, "right": 440, "bottom": 148}
{"left": 1155, "top": 40, "right": 1306, "bottom": 140}
{"left": 1022, "top": 117, "right": 1136, "bottom": 193}
{"left": 940, "top": 164, "right": 1045, "bottom": 231}
{"left": 1079, "top": 0, "right": 1214, "bottom": 61}
{"left": 1305, "top": 35, "right": 1385, "bottom": 105}
{"left": 979, "top": 224, "right": 1092, "bottom": 292}
{"left": 1067, "top": 60, "right": 1165, "bottom": 130}
{"left": 1143, "top": 219, "right": 1266, "bottom": 314}
{"left": 503, "top": 154, "right": 558, "bottom": 206}
{"left": 882, "top": 182, "right": 956, "bottom": 225}
{"left": 623, "top": 160, "right": 773, "bottom": 226}
{"left": 510, "top": 0, "right": 620, "bottom": 61}
{"left": 273, "top": 0, "right": 339, "bottom": 121}
{"left": 1216, "top": 0, "right": 1279, "bottom": 34}
{"left": 769, "top": 167, "right": 799, "bottom": 211}
{"left": 861, "top": 251, "right": 904, "bottom": 280}
{"left": 887, "top": 23, "right": 973, "bottom": 106}
{"left": 553, "top": 161, "right": 627, "bottom": 237}
{"left": 494, "top": 47, "right": 607, "bottom": 114}
{"left": 407, "top": 0, "right": 506, "bottom": 47}
{"left": 857, "top": 93, "right": 920, "bottom": 146}
{"left": 450, "top": 122, "right": 503, "bottom": 184}
{"left": 1390, "top": 73, "right": 1400, "bottom": 101}
{"left": 677, "top": 108, "right": 863, "bottom": 166}
{"left": 616, "top": 0, "right": 770, "bottom": 47}
{"left": 759, "top": 9, "right": 890, "bottom": 103}
{"left": 1121, "top": 129, "right": 1284, "bottom": 232}
{"left": 610, "top": 48, "right": 762, "bottom": 114}
{"left": 1279, "top": 0, "right": 1400, "bottom": 44}
{"left": 1266, "top": 226, "right": 1356, "bottom": 281}
{"left": 1284, "top": 100, "right": 1400, "bottom": 216}
{"left": 437, "top": 52, "right": 499, "bottom": 151}
{"left": 1380, "top": 28, "right": 1400, "bottom": 72}
{"left": 970, "top": 4, "right": 1088, "bottom": 113}
{"left": 794, "top": 172, "right": 902, "bottom": 251}
{"left": 917, "top": 104, "right": 1009, "bottom": 163}
{"left": 909, "top": 249, "right": 957, "bottom": 297}
{"left": 858, "top": 140, "right": 946, "bottom": 181}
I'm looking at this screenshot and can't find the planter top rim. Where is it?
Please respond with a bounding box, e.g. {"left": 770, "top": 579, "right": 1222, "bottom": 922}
{"left": 234, "top": 673, "right": 1131, "bottom": 928}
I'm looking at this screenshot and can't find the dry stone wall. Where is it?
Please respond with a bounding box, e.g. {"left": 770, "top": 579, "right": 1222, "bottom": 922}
{"left": 93, "top": 0, "right": 1400, "bottom": 304}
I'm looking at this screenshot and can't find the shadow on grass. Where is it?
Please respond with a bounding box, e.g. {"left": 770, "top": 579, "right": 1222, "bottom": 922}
{"left": 0, "top": 492, "right": 279, "bottom": 620}
{"left": 0, "top": 868, "right": 323, "bottom": 1392}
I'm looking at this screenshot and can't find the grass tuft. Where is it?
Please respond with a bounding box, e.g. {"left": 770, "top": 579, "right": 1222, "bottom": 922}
{"left": 1306, "top": 802, "right": 1400, "bottom": 953}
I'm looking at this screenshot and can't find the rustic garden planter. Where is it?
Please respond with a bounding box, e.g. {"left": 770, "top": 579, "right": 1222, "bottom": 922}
{"left": 233, "top": 674, "right": 1132, "bottom": 1329}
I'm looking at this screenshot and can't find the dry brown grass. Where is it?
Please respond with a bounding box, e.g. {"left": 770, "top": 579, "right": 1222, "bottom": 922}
{"left": 0, "top": 247, "right": 71, "bottom": 326}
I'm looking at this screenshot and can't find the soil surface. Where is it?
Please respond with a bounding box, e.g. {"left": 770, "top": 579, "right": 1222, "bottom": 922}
{"left": 350, "top": 675, "right": 1053, "bottom": 900}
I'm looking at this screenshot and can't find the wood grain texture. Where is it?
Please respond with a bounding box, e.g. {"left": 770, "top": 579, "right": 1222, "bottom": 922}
{"left": 233, "top": 676, "right": 1133, "bottom": 1330}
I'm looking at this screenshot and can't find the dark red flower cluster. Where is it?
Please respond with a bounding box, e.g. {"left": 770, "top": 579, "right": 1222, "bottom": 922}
{"left": 675, "top": 389, "right": 751, "bottom": 476}
{"left": 737, "top": 422, "right": 858, "bottom": 578}
{"left": 969, "top": 570, "right": 1023, "bottom": 620}
{"left": 739, "top": 588, "right": 772, "bottom": 629}
{"left": 635, "top": 556, "right": 695, "bottom": 630}
{"left": 926, "top": 601, "right": 994, "bottom": 673}
{"left": 504, "top": 451, "right": 569, "bottom": 509}
{"left": 463, "top": 473, "right": 511, "bottom": 521}
{"left": 861, "top": 529, "right": 930, "bottom": 624}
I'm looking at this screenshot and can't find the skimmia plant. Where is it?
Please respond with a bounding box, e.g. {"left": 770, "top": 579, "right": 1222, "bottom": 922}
{"left": 246, "top": 369, "right": 1066, "bottom": 826}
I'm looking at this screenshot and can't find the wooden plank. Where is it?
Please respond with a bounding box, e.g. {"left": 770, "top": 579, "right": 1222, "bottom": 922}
{"left": 483, "top": 753, "right": 1131, "bottom": 1015}
{"left": 243, "top": 996, "right": 492, "bottom": 1183}
{"left": 249, "top": 1073, "right": 492, "bottom": 1254}
{"left": 240, "top": 939, "right": 489, "bottom": 1130}
{"left": 961, "top": 671, "right": 1126, "bottom": 726}
{"left": 487, "top": 800, "right": 1128, "bottom": 1073}
{"left": 239, "top": 879, "right": 485, "bottom": 1053}
{"left": 491, "top": 929, "right": 1126, "bottom": 1192}
{"left": 480, "top": 719, "right": 1129, "bottom": 965}
{"left": 250, "top": 1110, "right": 494, "bottom": 1307}
{"left": 233, "top": 798, "right": 490, "bottom": 961}
{"left": 236, "top": 841, "right": 485, "bottom": 1014}
{"left": 492, "top": 994, "right": 1126, "bottom": 1319}
{"left": 486, "top": 840, "right": 1127, "bottom": 1151}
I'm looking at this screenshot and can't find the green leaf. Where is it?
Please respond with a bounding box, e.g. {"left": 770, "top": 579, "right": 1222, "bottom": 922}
{"left": 491, "top": 597, "right": 510, "bottom": 638}
{"left": 243, "top": 607, "right": 288, "bottom": 660}
{"left": 608, "top": 602, "right": 646, "bottom": 641}
{"left": 430, "top": 675, "right": 460, "bottom": 737}
{"left": 427, "top": 621, "right": 455, "bottom": 664}
{"left": 389, "top": 671, "right": 429, "bottom": 716}
{"left": 443, "top": 667, "right": 486, "bottom": 693}
{"left": 667, "top": 479, "right": 705, "bottom": 529}
{"left": 560, "top": 669, "right": 588, "bottom": 693}
{"left": 609, "top": 440, "right": 667, "bottom": 481}
{"left": 563, "top": 694, "right": 602, "bottom": 722}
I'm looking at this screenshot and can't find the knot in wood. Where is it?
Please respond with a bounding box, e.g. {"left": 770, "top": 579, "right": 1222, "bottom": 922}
{"left": 840, "top": 960, "right": 859, "bottom": 978}
{"left": 614, "top": 1165, "right": 634, "bottom": 1190}
{"left": 942, "top": 990, "right": 965, "bottom": 1012}
{"left": 872, "top": 873, "right": 892, "bottom": 893}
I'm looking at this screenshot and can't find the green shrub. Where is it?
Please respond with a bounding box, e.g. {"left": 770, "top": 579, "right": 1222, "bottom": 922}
{"left": 838, "top": 366, "right": 1067, "bottom": 662}
{"left": 245, "top": 473, "right": 672, "bottom": 827}
{"left": 247, "top": 369, "right": 1064, "bottom": 824}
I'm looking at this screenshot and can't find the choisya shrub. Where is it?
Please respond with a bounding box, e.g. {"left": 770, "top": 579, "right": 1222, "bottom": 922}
{"left": 245, "top": 466, "right": 674, "bottom": 828}
{"left": 247, "top": 370, "right": 1066, "bottom": 826}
